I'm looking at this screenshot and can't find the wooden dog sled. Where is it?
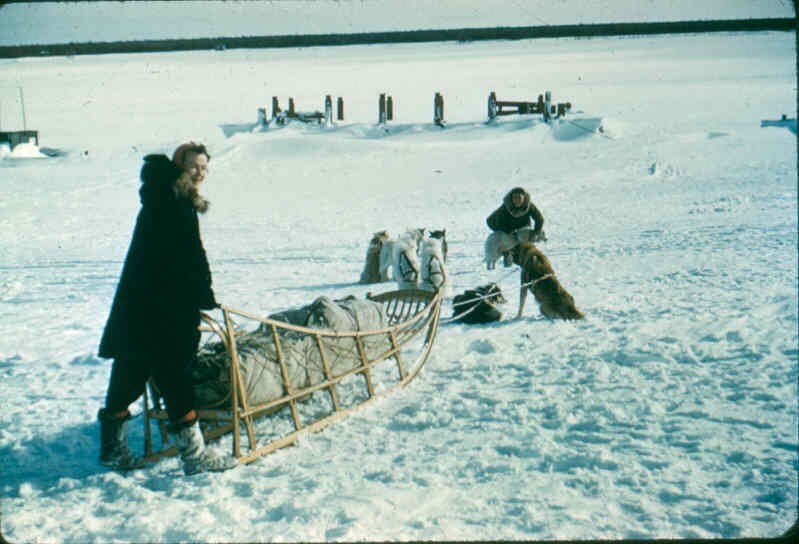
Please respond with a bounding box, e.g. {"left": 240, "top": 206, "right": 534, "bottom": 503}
{"left": 142, "top": 288, "right": 442, "bottom": 465}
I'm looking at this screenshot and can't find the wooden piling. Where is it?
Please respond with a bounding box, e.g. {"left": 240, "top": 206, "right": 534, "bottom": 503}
{"left": 434, "top": 92, "right": 445, "bottom": 127}
{"left": 379, "top": 93, "right": 387, "bottom": 124}
{"left": 488, "top": 91, "right": 498, "bottom": 120}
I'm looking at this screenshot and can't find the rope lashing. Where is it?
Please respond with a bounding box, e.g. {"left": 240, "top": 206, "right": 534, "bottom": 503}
{"left": 399, "top": 251, "right": 418, "bottom": 283}
{"left": 520, "top": 273, "right": 554, "bottom": 289}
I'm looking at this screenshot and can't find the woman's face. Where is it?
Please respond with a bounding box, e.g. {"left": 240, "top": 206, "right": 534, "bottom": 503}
{"left": 183, "top": 151, "right": 209, "bottom": 185}
{"left": 511, "top": 192, "right": 524, "bottom": 207}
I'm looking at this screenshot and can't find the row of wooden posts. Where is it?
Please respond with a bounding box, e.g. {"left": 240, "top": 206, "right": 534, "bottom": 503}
{"left": 256, "top": 91, "right": 571, "bottom": 128}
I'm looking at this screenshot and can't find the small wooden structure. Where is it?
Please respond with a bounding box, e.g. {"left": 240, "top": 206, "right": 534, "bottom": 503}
{"left": 761, "top": 114, "right": 797, "bottom": 134}
{"left": 268, "top": 95, "right": 343, "bottom": 126}
{"left": 488, "top": 91, "right": 571, "bottom": 122}
{"left": 0, "top": 130, "right": 38, "bottom": 149}
{"left": 142, "top": 288, "right": 442, "bottom": 465}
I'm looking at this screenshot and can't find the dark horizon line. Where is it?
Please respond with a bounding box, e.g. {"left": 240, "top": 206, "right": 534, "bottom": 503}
{"left": 0, "top": 17, "right": 795, "bottom": 59}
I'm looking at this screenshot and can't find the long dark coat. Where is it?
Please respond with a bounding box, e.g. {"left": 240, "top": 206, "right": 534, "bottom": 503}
{"left": 98, "top": 154, "right": 217, "bottom": 363}
{"left": 486, "top": 187, "right": 544, "bottom": 235}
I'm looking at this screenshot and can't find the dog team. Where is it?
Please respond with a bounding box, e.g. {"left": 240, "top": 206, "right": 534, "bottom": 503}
{"left": 359, "top": 186, "right": 584, "bottom": 323}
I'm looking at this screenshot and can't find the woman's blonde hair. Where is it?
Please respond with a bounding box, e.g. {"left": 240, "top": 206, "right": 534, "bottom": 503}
{"left": 172, "top": 142, "right": 210, "bottom": 169}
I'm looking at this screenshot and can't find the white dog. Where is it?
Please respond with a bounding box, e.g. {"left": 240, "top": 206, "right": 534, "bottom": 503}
{"left": 390, "top": 228, "right": 423, "bottom": 289}
{"left": 484, "top": 227, "right": 546, "bottom": 270}
{"left": 420, "top": 237, "right": 449, "bottom": 295}
{"left": 378, "top": 237, "right": 395, "bottom": 281}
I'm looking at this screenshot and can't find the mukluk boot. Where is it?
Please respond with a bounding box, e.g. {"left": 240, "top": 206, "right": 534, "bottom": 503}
{"left": 168, "top": 419, "right": 238, "bottom": 476}
{"left": 98, "top": 408, "right": 146, "bottom": 470}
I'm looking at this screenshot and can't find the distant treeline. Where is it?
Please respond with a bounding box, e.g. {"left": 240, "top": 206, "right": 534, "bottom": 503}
{"left": 0, "top": 0, "right": 160, "bottom": 3}
{"left": 0, "top": 18, "right": 795, "bottom": 59}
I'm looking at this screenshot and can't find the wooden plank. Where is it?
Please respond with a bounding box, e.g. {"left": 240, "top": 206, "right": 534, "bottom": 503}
{"left": 314, "top": 334, "right": 341, "bottom": 411}
{"left": 226, "top": 314, "right": 255, "bottom": 448}
{"left": 355, "top": 335, "right": 374, "bottom": 398}
{"left": 389, "top": 329, "right": 406, "bottom": 379}
{"left": 223, "top": 308, "right": 243, "bottom": 457}
{"left": 271, "top": 323, "right": 302, "bottom": 431}
{"left": 143, "top": 387, "right": 153, "bottom": 456}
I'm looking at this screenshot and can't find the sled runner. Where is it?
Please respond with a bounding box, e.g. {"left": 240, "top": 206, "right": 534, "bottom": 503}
{"left": 142, "top": 288, "right": 442, "bottom": 465}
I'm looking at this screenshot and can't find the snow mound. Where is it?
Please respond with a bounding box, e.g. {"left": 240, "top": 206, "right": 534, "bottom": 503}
{"left": 2, "top": 142, "right": 48, "bottom": 159}
{"left": 550, "top": 117, "right": 605, "bottom": 141}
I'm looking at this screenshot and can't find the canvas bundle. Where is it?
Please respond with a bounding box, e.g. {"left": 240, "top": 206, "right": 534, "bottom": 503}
{"left": 192, "top": 296, "right": 391, "bottom": 408}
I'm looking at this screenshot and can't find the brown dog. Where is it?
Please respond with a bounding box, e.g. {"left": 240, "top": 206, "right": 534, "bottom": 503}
{"left": 510, "top": 242, "right": 584, "bottom": 320}
{"left": 359, "top": 230, "right": 390, "bottom": 284}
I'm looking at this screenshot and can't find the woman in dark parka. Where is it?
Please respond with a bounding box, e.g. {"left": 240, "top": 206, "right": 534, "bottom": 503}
{"left": 484, "top": 187, "right": 545, "bottom": 269}
{"left": 486, "top": 186, "right": 544, "bottom": 237}
{"left": 97, "top": 143, "right": 236, "bottom": 475}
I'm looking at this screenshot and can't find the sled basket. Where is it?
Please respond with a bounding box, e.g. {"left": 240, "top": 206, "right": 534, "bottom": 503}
{"left": 142, "top": 288, "right": 442, "bottom": 465}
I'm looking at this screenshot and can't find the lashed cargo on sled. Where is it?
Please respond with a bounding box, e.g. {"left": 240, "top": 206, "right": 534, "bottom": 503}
{"left": 142, "top": 288, "right": 442, "bottom": 465}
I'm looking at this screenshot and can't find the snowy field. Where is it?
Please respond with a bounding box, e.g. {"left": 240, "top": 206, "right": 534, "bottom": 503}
{"left": 0, "top": 12, "right": 797, "bottom": 544}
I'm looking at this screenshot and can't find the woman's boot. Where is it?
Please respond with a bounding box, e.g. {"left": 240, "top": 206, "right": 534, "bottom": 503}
{"left": 98, "top": 408, "right": 146, "bottom": 470}
{"left": 168, "top": 419, "right": 238, "bottom": 476}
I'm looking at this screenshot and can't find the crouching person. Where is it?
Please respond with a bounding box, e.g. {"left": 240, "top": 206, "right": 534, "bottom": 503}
{"left": 484, "top": 187, "right": 545, "bottom": 269}
{"left": 96, "top": 142, "right": 237, "bottom": 475}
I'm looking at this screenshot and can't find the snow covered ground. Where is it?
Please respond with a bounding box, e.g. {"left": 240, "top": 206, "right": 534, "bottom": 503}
{"left": 0, "top": 4, "right": 797, "bottom": 542}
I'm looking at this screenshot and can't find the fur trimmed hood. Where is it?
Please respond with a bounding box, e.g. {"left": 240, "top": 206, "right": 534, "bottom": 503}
{"left": 502, "top": 187, "right": 532, "bottom": 218}
{"left": 140, "top": 154, "right": 209, "bottom": 213}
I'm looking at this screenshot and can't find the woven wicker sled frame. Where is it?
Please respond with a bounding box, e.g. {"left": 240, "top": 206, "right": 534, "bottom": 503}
{"left": 142, "top": 288, "right": 442, "bottom": 465}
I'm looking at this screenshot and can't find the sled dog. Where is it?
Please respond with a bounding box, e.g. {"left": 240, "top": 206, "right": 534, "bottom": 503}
{"left": 484, "top": 227, "right": 546, "bottom": 270}
{"left": 511, "top": 242, "right": 583, "bottom": 320}
{"left": 419, "top": 237, "right": 449, "bottom": 294}
{"left": 381, "top": 228, "right": 423, "bottom": 288}
{"left": 428, "top": 229, "right": 448, "bottom": 262}
{"left": 451, "top": 283, "right": 505, "bottom": 324}
{"left": 359, "top": 230, "right": 391, "bottom": 284}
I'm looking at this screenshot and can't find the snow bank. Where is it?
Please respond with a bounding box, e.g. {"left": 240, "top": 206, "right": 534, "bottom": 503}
{"left": 2, "top": 142, "right": 48, "bottom": 159}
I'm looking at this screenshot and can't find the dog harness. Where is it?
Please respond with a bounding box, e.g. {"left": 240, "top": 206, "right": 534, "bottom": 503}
{"left": 425, "top": 255, "right": 445, "bottom": 290}
{"left": 399, "top": 251, "right": 418, "bottom": 283}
